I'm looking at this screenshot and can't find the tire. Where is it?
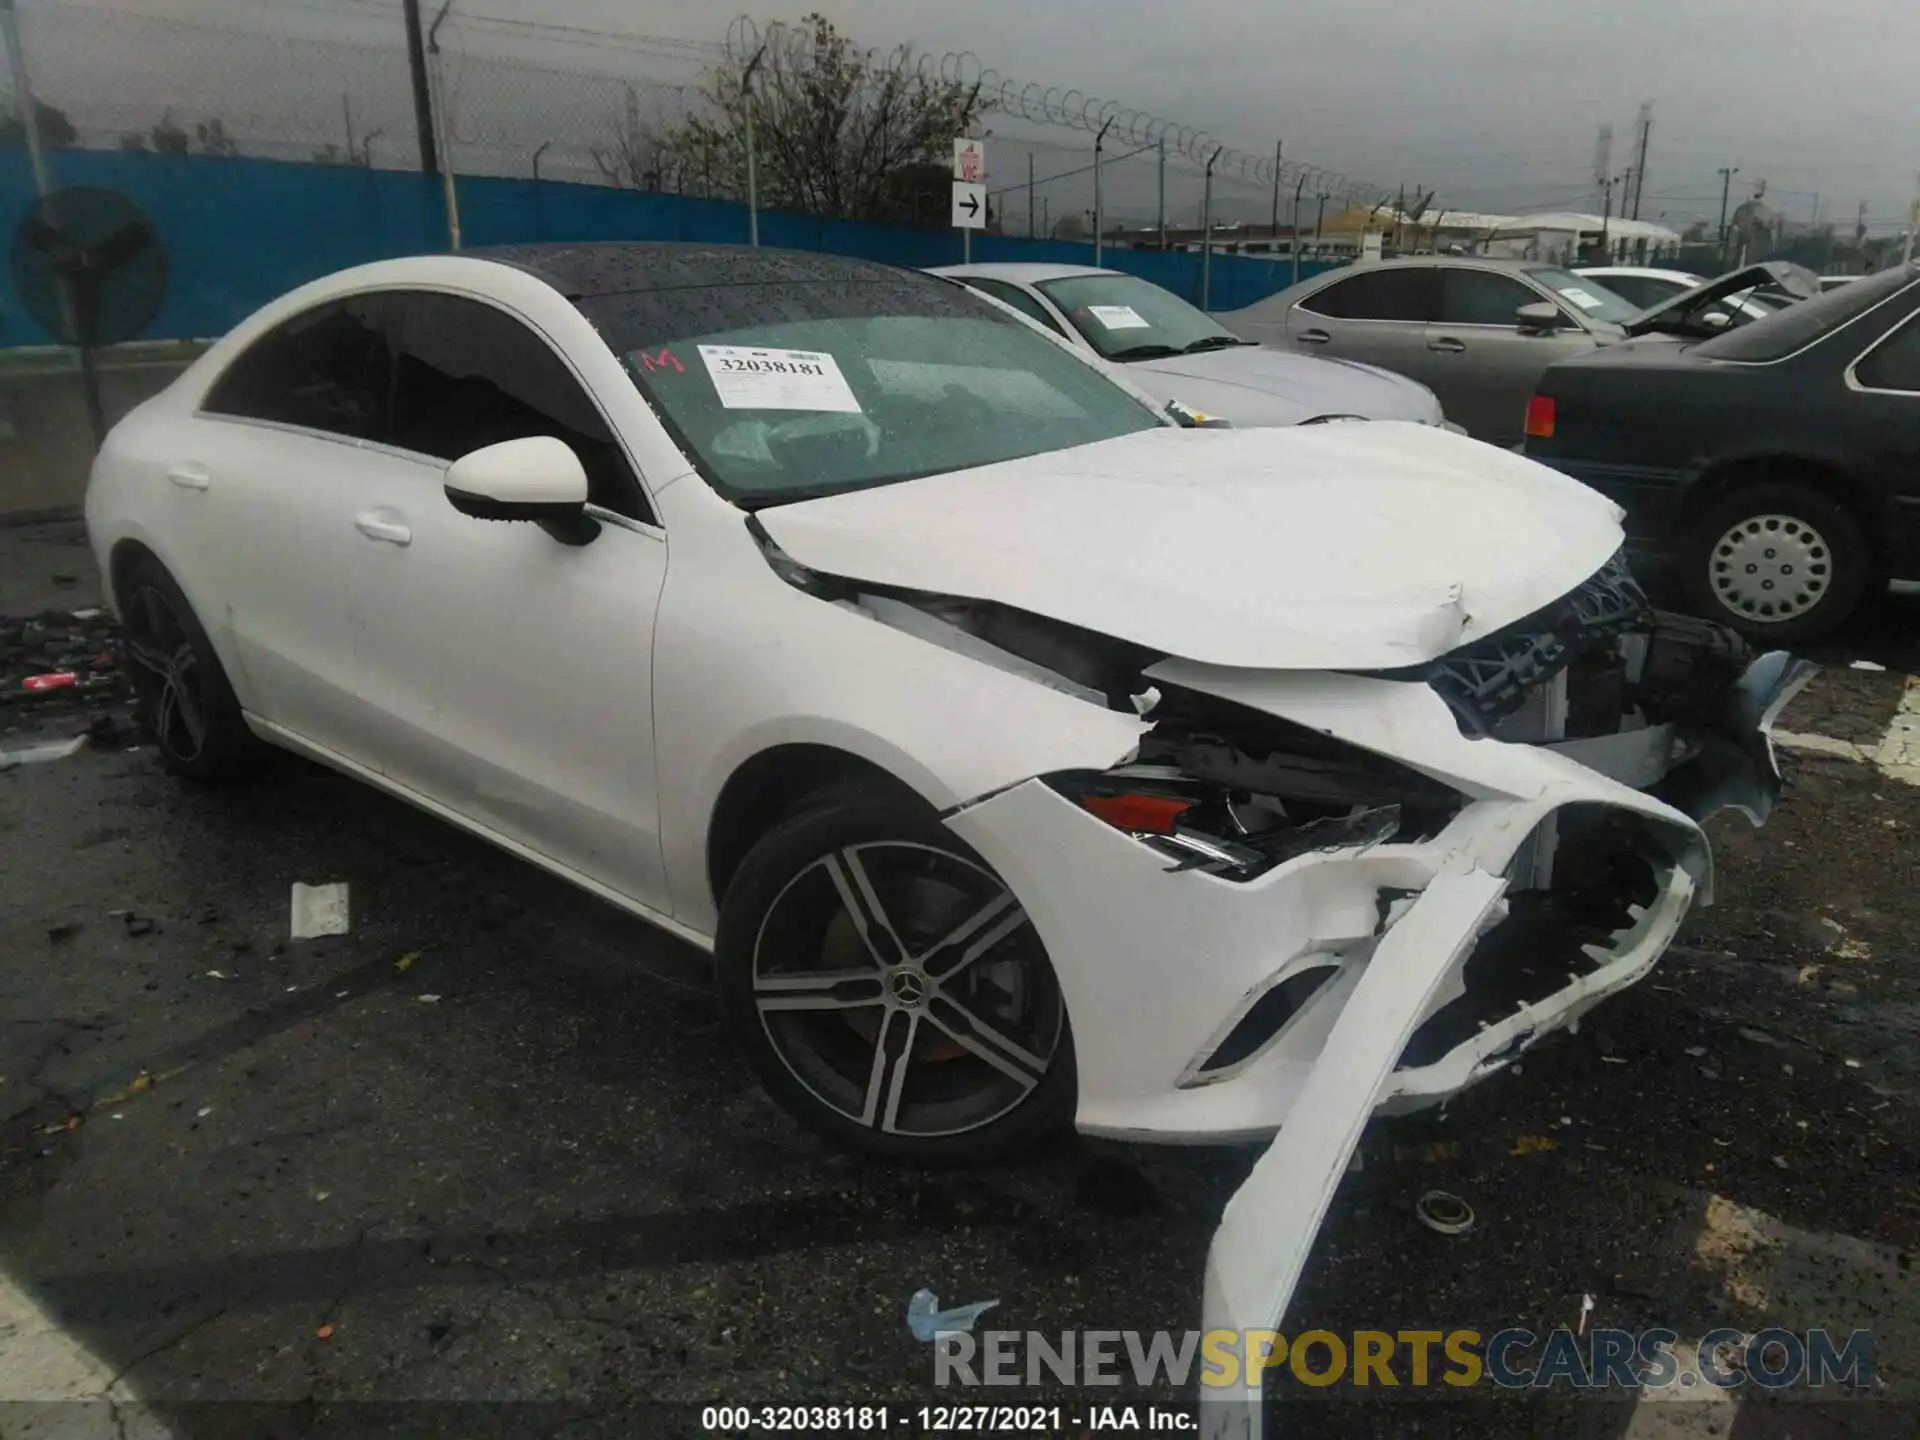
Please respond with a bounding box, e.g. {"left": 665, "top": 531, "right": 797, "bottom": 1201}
{"left": 1680, "top": 481, "right": 1872, "bottom": 644}
{"left": 714, "top": 783, "right": 1076, "bottom": 1165}
{"left": 118, "top": 556, "right": 261, "bottom": 780}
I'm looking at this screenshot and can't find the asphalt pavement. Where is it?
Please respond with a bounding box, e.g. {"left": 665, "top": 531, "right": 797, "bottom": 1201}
{"left": 2, "top": 530, "right": 1916, "bottom": 1439}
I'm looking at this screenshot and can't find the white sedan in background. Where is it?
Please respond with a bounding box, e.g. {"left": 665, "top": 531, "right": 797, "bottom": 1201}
{"left": 931, "top": 262, "right": 1451, "bottom": 427}
{"left": 1575, "top": 265, "right": 1779, "bottom": 324}
{"left": 86, "top": 243, "right": 1809, "bottom": 1426}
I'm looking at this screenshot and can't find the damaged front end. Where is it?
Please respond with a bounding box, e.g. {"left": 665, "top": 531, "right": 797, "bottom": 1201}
{"left": 1383, "top": 549, "right": 1818, "bottom": 829}
{"left": 753, "top": 522, "right": 1812, "bottom": 1438}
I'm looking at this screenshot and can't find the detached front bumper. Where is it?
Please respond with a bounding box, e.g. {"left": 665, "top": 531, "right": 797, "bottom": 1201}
{"left": 946, "top": 644, "right": 1811, "bottom": 1440}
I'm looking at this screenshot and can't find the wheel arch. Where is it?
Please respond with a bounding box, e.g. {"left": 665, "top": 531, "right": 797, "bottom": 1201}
{"left": 107, "top": 537, "right": 164, "bottom": 613}
{"left": 705, "top": 742, "right": 929, "bottom": 908}
{"left": 1677, "top": 452, "right": 1885, "bottom": 570}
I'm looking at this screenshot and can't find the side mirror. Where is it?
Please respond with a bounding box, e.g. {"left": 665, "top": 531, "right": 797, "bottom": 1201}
{"left": 1516, "top": 301, "right": 1564, "bottom": 334}
{"left": 445, "top": 436, "right": 599, "bottom": 546}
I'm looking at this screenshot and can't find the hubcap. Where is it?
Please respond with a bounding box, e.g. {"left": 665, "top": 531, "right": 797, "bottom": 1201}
{"left": 123, "top": 585, "right": 209, "bottom": 762}
{"left": 1708, "top": 513, "right": 1830, "bottom": 622}
{"left": 750, "top": 841, "right": 1062, "bottom": 1138}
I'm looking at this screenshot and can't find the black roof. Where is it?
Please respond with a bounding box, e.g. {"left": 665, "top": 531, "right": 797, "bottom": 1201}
{"left": 470, "top": 242, "right": 914, "bottom": 300}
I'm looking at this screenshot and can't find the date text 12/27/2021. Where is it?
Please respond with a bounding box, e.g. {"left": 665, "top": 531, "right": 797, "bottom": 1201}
{"left": 701, "top": 1403, "right": 1198, "bottom": 1432}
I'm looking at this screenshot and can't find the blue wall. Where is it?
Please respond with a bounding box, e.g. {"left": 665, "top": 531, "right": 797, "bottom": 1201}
{"left": 1, "top": 148, "right": 1340, "bottom": 346}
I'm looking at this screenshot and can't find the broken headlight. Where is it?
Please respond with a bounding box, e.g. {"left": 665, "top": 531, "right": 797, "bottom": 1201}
{"left": 1046, "top": 687, "right": 1465, "bottom": 881}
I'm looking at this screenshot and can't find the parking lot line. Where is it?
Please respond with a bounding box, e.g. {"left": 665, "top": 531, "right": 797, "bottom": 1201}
{"left": 1775, "top": 674, "right": 1920, "bottom": 785}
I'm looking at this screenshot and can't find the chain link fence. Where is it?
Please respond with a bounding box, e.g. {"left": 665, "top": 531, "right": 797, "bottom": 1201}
{"left": 6, "top": 1, "right": 1380, "bottom": 210}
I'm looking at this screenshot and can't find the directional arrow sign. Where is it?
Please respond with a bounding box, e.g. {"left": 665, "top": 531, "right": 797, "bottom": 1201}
{"left": 952, "top": 180, "right": 986, "bottom": 231}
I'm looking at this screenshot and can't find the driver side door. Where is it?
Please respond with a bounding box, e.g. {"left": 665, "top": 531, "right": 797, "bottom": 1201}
{"left": 343, "top": 288, "right": 673, "bottom": 912}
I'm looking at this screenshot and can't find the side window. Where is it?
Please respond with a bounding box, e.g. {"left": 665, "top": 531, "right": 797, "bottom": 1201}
{"left": 203, "top": 296, "right": 390, "bottom": 441}
{"left": 386, "top": 292, "right": 654, "bottom": 523}
{"left": 963, "top": 278, "right": 1069, "bottom": 337}
{"left": 1298, "top": 268, "right": 1434, "bottom": 322}
{"left": 1436, "top": 269, "right": 1542, "bottom": 326}
{"left": 1855, "top": 313, "right": 1920, "bottom": 393}
{"left": 1591, "top": 276, "right": 1662, "bottom": 309}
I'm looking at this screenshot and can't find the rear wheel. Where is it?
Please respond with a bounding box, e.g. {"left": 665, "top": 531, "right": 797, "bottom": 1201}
{"left": 119, "top": 557, "right": 259, "bottom": 780}
{"left": 1681, "top": 482, "right": 1870, "bottom": 644}
{"left": 715, "top": 784, "right": 1076, "bottom": 1165}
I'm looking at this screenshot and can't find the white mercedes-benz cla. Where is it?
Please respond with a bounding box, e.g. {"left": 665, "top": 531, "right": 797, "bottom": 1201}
{"left": 85, "top": 243, "right": 1810, "bottom": 1419}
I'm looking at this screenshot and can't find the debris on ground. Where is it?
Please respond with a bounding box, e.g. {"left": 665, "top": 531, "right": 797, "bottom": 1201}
{"left": 21, "top": 672, "right": 78, "bottom": 691}
{"left": 907, "top": 1288, "right": 1000, "bottom": 1342}
{"left": 417, "top": 993, "right": 443, "bottom": 1004}
{"left": 1415, "top": 1190, "right": 1475, "bottom": 1236}
{"left": 315, "top": 1324, "right": 335, "bottom": 1340}
{"left": 1510, "top": 1135, "right": 1560, "bottom": 1156}
{"left": 0, "top": 734, "right": 90, "bottom": 770}
{"left": 1577, "top": 1293, "right": 1595, "bottom": 1336}
{"left": 290, "top": 882, "right": 351, "bottom": 939}
{"left": 123, "top": 914, "right": 155, "bottom": 938}
{"left": 47, "top": 921, "right": 81, "bottom": 944}
{"left": 1850, "top": 660, "right": 1887, "bottom": 672}
{"left": 395, "top": 950, "right": 423, "bottom": 973}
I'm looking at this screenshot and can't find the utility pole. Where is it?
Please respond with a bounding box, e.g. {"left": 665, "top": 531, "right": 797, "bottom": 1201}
{"left": 1290, "top": 169, "right": 1309, "bottom": 285}
{"left": 740, "top": 42, "right": 767, "bottom": 247}
{"left": 1092, "top": 115, "right": 1115, "bottom": 265}
{"left": 1156, "top": 139, "right": 1166, "bottom": 249}
{"left": 1717, "top": 165, "right": 1739, "bottom": 266}
{"left": 0, "top": 0, "right": 49, "bottom": 198}
{"left": 1269, "top": 138, "right": 1283, "bottom": 243}
{"left": 402, "top": 0, "right": 439, "bottom": 173}
{"left": 1314, "top": 190, "right": 1328, "bottom": 244}
{"left": 1630, "top": 101, "right": 1651, "bottom": 219}
{"left": 1202, "top": 146, "right": 1222, "bottom": 310}
{"left": 1027, "top": 152, "right": 1035, "bottom": 238}
{"left": 427, "top": 0, "right": 461, "bottom": 248}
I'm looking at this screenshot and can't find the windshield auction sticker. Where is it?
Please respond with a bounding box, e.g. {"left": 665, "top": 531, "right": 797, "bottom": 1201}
{"left": 1559, "top": 287, "right": 1607, "bottom": 311}
{"left": 1086, "top": 304, "right": 1151, "bottom": 329}
{"left": 697, "top": 345, "right": 862, "bottom": 412}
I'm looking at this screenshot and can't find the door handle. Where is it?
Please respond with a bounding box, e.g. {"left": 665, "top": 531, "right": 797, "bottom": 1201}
{"left": 1295, "top": 329, "right": 1331, "bottom": 346}
{"left": 354, "top": 512, "right": 412, "bottom": 547}
{"left": 1426, "top": 336, "right": 1467, "bottom": 354}
{"left": 166, "top": 463, "right": 211, "bottom": 490}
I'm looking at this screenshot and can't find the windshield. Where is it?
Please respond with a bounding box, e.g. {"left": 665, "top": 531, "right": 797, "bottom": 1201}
{"left": 1525, "top": 268, "right": 1644, "bottom": 326}
{"left": 1694, "top": 266, "right": 1918, "bottom": 361}
{"left": 578, "top": 277, "right": 1163, "bottom": 506}
{"left": 1035, "top": 273, "right": 1250, "bottom": 360}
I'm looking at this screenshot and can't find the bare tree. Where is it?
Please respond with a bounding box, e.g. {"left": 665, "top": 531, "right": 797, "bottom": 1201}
{"left": 0, "top": 95, "right": 78, "bottom": 148}
{"left": 652, "top": 14, "right": 985, "bottom": 221}
{"left": 150, "top": 110, "right": 189, "bottom": 155}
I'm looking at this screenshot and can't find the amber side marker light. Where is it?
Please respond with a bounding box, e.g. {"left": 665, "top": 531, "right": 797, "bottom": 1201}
{"left": 1525, "top": 394, "right": 1556, "bottom": 439}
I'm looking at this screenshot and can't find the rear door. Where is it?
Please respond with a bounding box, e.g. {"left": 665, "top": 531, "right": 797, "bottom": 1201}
{"left": 1284, "top": 266, "right": 1435, "bottom": 382}
{"left": 1846, "top": 308, "right": 1920, "bottom": 578}
{"left": 185, "top": 294, "right": 402, "bottom": 760}
{"left": 1425, "top": 268, "right": 1599, "bottom": 445}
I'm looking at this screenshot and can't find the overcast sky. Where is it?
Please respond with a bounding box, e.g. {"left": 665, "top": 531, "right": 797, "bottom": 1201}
{"left": 25, "top": 0, "right": 1920, "bottom": 233}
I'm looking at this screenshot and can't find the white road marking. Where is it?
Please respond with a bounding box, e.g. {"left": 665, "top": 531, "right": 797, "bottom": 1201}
{"left": 1776, "top": 674, "right": 1920, "bottom": 786}
{"left": 0, "top": 1267, "right": 171, "bottom": 1436}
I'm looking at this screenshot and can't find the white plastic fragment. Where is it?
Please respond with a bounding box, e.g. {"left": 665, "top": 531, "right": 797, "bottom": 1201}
{"left": 290, "top": 882, "right": 350, "bottom": 939}
{"left": 418, "top": 994, "right": 443, "bottom": 1004}
{"left": 196, "top": 1107, "right": 212, "bottom": 1118}
{"left": 906, "top": 1289, "right": 999, "bottom": 1342}
{"left": 1850, "top": 660, "right": 1887, "bottom": 672}
{"left": 0, "top": 735, "right": 89, "bottom": 772}
{"left": 1577, "top": 1293, "right": 1595, "bottom": 1337}
{"left": 204, "top": 970, "right": 229, "bottom": 981}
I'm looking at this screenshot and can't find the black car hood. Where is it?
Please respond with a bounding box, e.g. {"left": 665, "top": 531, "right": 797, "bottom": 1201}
{"left": 1624, "top": 261, "right": 1821, "bottom": 336}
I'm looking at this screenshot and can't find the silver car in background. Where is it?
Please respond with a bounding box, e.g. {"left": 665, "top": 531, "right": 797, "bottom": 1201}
{"left": 930, "top": 263, "right": 1448, "bottom": 427}
{"left": 1223, "top": 258, "right": 1643, "bottom": 446}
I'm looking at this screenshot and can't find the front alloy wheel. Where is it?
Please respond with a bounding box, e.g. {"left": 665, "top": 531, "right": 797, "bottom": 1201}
{"left": 716, "top": 787, "right": 1075, "bottom": 1163}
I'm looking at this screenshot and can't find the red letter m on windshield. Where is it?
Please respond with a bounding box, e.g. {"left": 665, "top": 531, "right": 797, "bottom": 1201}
{"left": 640, "top": 348, "right": 684, "bottom": 373}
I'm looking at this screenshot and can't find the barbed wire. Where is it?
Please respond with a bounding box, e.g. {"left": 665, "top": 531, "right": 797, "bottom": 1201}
{"left": 723, "top": 15, "right": 1387, "bottom": 207}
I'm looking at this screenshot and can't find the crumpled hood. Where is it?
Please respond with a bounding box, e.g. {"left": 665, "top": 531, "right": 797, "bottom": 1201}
{"left": 757, "top": 423, "right": 1626, "bottom": 670}
{"left": 1125, "top": 345, "right": 1443, "bottom": 426}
